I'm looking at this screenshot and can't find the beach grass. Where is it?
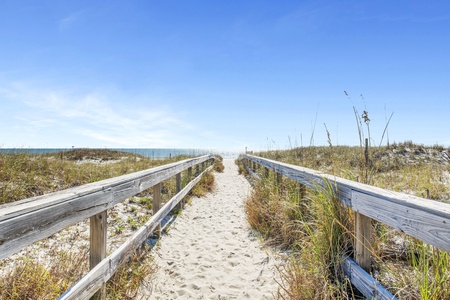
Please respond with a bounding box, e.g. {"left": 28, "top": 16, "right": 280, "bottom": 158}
{"left": 0, "top": 149, "right": 216, "bottom": 299}
{"left": 241, "top": 141, "right": 450, "bottom": 299}
{"left": 0, "top": 149, "right": 194, "bottom": 205}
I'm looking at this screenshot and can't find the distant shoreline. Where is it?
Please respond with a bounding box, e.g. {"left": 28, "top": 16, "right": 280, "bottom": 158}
{"left": 0, "top": 148, "right": 240, "bottom": 159}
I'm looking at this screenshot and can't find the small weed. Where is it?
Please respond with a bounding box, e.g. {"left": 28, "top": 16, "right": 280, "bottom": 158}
{"left": 213, "top": 156, "right": 225, "bottom": 172}
{"left": 115, "top": 224, "right": 124, "bottom": 235}
{"left": 138, "top": 197, "right": 153, "bottom": 210}
{"left": 191, "top": 171, "right": 215, "bottom": 197}
{"left": 127, "top": 217, "right": 139, "bottom": 231}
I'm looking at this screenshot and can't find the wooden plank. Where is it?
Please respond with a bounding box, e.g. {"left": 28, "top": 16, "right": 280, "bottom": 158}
{"left": 276, "top": 173, "right": 282, "bottom": 194}
{"left": 244, "top": 155, "right": 331, "bottom": 190}
{"left": 276, "top": 172, "right": 282, "bottom": 185}
{"left": 59, "top": 166, "right": 213, "bottom": 300}
{"left": 245, "top": 165, "right": 259, "bottom": 180}
{"left": 1, "top": 155, "right": 212, "bottom": 221}
{"left": 188, "top": 167, "right": 192, "bottom": 180}
{"left": 264, "top": 167, "right": 269, "bottom": 178}
{"left": 342, "top": 256, "right": 396, "bottom": 300}
{"left": 0, "top": 155, "right": 214, "bottom": 259}
{"left": 89, "top": 211, "right": 107, "bottom": 270}
{"left": 153, "top": 183, "right": 162, "bottom": 238}
{"left": 176, "top": 173, "right": 182, "bottom": 209}
{"left": 176, "top": 173, "right": 182, "bottom": 193}
{"left": 243, "top": 154, "right": 450, "bottom": 253}
{"left": 352, "top": 190, "right": 450, "bottom": 253}
{"left": 299, "top": 183, "right": 306, "bottom": 199}
{"left": 89, "top": 211, "right": 107, "bottom": 299}
{"left": 354, "top": 212, "right": 372, "bottom": 271}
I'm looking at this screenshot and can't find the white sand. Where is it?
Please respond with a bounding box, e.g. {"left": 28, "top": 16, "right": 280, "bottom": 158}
{"left": 142, "top": 159, "right": 281, "bottom": 299}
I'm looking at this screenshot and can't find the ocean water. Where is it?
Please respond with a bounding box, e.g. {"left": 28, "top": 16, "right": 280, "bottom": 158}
{"left": 0, "top": 148, "right": 239, "bottom": 159}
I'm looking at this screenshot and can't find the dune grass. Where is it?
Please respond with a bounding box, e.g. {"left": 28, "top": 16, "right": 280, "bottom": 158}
{"left": 0, "top": 149, "right": 218, "bottom": 299}
{"left": 240, "top": 141, "right": 450, "bottom": 299}
{"left": 0, "top": 149, "right": 194, "bottom": 204}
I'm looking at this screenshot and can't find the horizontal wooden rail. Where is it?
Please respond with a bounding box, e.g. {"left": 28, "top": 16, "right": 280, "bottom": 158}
{"left": 245, "top": 165, "right": 259, "bottom": 180}
{"left": 243, "top": 154, "right": 450, "bottom": 252}
{"left": 242, "top": 154, "right": 450, "bottom": 300}
{"left": 342, "top": 257, "right": 395, "bottom": 300}
{"left": 59, "top": 165, "right": 214, "bottom": 299}
{"left": 0, "top": 155, "right": 214, "bottom": 259}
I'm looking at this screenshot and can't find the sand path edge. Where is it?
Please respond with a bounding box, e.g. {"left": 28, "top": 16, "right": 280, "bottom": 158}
{"left": 139, "top": 158, "right": 281, "bottom": 300}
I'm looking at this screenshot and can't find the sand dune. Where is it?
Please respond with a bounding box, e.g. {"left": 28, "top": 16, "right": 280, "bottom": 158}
{"left": 141, "top": 159, "right": 281, "bottom": 299}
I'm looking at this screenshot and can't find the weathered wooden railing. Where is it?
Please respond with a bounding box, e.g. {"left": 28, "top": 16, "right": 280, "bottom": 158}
{"left": 0, "top": 154, "right": 215, "bottom": 299}
{"left": 242, "top": 154, "right": 450, "bottom": 300}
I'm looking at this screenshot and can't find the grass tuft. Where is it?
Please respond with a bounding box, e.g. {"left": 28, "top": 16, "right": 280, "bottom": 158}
{"left": 0, "top": 247, "right": 89, "bottom": 300}
{"left": 213, "top": 156, "right": 225, "bottom": 172}
{"left": 245, "top": 140, "right": 450, "bottom": 299}
{"left": 191, "top": 170, "right": 215, "bottom": 197}
{"left": 106, "top": 247, "right": 156, "bottom": 299}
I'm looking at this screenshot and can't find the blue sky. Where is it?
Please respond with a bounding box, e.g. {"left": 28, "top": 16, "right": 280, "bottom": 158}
{"left": 1, "top": 1, "right": 450, "bottom": 151}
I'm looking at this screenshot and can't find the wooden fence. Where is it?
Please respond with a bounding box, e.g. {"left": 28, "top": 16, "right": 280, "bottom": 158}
{"left": 0, "top": 154, "right": 215, "bottom": 299}
{"left": 242, "top": 154, "right": 450, "bottom": 300}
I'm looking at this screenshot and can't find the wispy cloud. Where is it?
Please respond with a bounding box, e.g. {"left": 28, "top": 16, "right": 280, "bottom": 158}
{"left": 1, "top": 82, "right": 195, "bottom": 147}
{"left": 15, "top": 116, "right": 59, "bottom": 129}
{"left": 59, "top": 11, "right": 86, "bottom": 31}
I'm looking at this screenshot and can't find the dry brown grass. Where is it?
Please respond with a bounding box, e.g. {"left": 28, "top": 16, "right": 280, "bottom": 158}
{"left": 190, "top": 170, "right": 215, "bottom": 197}
{"left": 245, "top": 176, "right": 307, "bottom": 249}
{"left": 213, "top": 155, "right": 225, "bottom": 172}
{"left": 0, "top": 149, "right": 191, "bottom": 204}
{"left": 0, "top": 232, "right": 89, "bottom": 300}
{"left": 0, "top": 150, "right": 208, "bottom": 299}
{"left": 105, "top": 247, "right": 156, "bottom": 299}
{"left": 242, "top": 142, "right": 450, "bottom": 299}
{"left": 243, "top": 171, "right": 355, "bottom": 299}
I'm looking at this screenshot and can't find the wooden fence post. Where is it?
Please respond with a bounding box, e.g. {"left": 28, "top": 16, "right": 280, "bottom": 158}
{"left": 276, "top": 172, "right": 282, "bottom": 194}
{"left": 299, "top": 183, "right": 306, "bottom": 199}
{"left": 355, "top": 212, "right": 372, "bottom": 272}
{"left": 185, "top": 166, "right": 193, "bottom": 198}
{"left": 354, "top": 138, "right": 373, "bottom": 272}
{"left": 188, "top": 167, "right": 192, "bottom": 181}
{"left": 153, "top": 183, "right": 162, "bottom": 238}
{"left": 265, "top": 167, "right": 269, "bottom": 178}
{"left": 354, "top": 138, "right": 373, "bottom": 271}
{"left": 90, "top": 211, "right": 107, "bottom": 299}
{"left": 176, "top": 173, "right": 182, "bottom": 209}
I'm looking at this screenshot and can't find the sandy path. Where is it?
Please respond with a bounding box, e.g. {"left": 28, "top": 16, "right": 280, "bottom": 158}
{"left": 141, "top": 159, "right": 280, "bottom": 299}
